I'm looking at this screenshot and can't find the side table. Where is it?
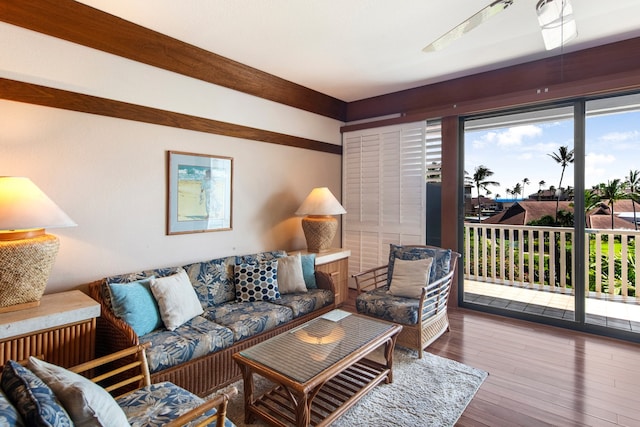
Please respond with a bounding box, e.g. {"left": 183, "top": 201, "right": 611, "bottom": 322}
{"left": 0, "top": 290, "right": 100, "bottom": 367}
{"left": 297, "top": 248, "right": 351, "bottom": 306}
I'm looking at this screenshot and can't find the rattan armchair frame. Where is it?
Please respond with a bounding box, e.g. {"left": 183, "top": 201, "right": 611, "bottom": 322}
{"left": 353, "top": 247, "right": 460, "bottom": 358}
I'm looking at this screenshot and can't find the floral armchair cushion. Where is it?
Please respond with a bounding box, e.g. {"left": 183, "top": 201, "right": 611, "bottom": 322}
{"left": 116, "top": 381, "right": 236, "bottom": 427}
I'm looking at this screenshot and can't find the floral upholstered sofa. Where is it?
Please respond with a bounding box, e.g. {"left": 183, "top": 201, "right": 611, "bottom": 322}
{"left": 88, "top": 250, "right": 336, "bottom": 397}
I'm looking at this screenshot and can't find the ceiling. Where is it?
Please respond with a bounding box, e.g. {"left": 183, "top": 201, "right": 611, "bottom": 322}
{"left": 76, "top": 0, "right": 640, "bottom": 103}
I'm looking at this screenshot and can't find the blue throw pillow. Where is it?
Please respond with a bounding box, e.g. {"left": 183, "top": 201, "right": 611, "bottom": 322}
{"left": 0, "top": 388, "right": 25, "bottom": 427}
{"left": 234, "top": 260, "right": 280, "bottom": 302}
{"left": 1, "top": 360, "right": 73, "bottom": 427}
{"left": 300, "top": 253, "right": 317, "bottom": 289}
{"left": 108, "top": 277, "right": 162, "bottom": 336}
{"left": 387, "top": 244, "right": 451, "bottom": 286}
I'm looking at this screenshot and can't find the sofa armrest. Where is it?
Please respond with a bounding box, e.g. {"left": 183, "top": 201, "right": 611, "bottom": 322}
{"left": 315, "top": 270, "right": 336, "bottom": 295}
{"left": 87, "top": 280, "right": 140, "bottom": 357}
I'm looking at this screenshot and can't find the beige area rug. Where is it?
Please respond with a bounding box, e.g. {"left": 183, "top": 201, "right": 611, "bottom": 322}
{"left": 214, "top": 348, "right": 488, "bottom": 427}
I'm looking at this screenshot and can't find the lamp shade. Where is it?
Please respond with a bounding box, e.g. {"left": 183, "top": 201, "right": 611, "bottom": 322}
{"left": 295, "top": 187, "right": 346, "bottom": 216}
{"left": 0, "top": 177, "right": 76, "bottom": 236}
{"left": 536, "top": 0, "right": 577, "bottom": 50}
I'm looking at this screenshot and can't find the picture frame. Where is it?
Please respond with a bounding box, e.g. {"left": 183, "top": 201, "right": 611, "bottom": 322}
{"left": 167, "top": 151, "right": 233, "bottom": 235}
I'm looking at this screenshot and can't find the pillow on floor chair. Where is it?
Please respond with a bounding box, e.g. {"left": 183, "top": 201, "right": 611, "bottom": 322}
{"left": 1, "top": 360, "right": 74, "bottom": 427}
{"left": 28, "top": 357, "right": 129, "bottom": 427}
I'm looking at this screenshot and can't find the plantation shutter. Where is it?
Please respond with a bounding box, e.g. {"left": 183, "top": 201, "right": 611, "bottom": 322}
{"left": 343, "top": 122, "right": 428, "bottom": 278}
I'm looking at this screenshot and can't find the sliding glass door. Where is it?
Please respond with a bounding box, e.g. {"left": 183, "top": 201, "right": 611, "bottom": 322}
{"left": 462, "top": 106, "right": 576, "bottom": 322}
{"left": 461, "top": 93, "right": 640, "bottom": 339}
{"left": 585, "top": 93, "right": 640, "bottom": 333}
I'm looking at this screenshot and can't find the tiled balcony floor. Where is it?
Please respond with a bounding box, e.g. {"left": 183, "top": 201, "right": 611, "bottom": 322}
{"left": 464, "top": 279, "right": 640, "bottom": 332}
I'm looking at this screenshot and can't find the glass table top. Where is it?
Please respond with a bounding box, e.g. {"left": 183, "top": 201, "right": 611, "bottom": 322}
{"left": 239, "top": 310, "right": 396, "bottom": 383}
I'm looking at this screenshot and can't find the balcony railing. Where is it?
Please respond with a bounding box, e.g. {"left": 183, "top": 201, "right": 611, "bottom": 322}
{"left": 464, "top": 223, "right": 639, "bottom": 301}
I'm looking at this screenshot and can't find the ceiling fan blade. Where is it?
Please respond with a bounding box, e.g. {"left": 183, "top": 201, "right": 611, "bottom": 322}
{"left": 423, "top": 0, "right": 515, "bottom": 52}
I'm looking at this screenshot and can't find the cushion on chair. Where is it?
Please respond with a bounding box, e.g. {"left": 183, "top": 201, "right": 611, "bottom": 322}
{"left": 388, "top": 258, "right": 433, "bottom": 298}
{"left": 151, "top": 269, "right": 205, "bottom": 331}
{"left": 140, "top": 316, "right": 235, "bottom": 373}
{"left": 274, "top": 289, "right": 334, "bottom": 317}
{"left": 277, "top": 253, "right": 307, "bottom": 294}
{"left": 27, "top": 356, "right": 129, "bottom": 427}
{"left": 300, "top": 253, "right": 317, "bottom": 289}
{"left": 1, "top": 360, "right": 73, "bottom": 427}
{"left": 0, "top": 388, "right": 25, "bottom": 427}
{"left": 204, "top": 302, "right": 293, "bottom": 341}
{"left": 108, "top": 276, "right": 162, "bottom": 336}
{"left": 387, "top": 244, "right": 452, "bottom": 286}
{"left": 356, "top": 287, "right": 421, "bottom": 325}
{"left": 234, "top": 260, "right": 281, "bottom": 302}
{"left": 116, "top": 381, "right": 236, "bottom": 427}
{"left": 183, "top": 256, "right": 238, "bottom": 306}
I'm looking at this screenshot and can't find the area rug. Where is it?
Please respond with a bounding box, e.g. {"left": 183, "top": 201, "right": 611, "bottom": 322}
{"left": 214, "top": 348, "right": 488, "bottom": 427}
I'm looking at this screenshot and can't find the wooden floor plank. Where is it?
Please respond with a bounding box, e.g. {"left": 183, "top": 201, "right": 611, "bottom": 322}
{"left": 345, "top": 290, "right": 640, "bottom": 426}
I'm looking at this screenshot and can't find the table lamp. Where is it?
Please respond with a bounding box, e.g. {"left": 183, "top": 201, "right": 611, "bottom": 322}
{"left": 295, "top": 187, "right": 346, "bottom": 253}
{"left": 0, "top": 177, "right": 76, "bottom": 313}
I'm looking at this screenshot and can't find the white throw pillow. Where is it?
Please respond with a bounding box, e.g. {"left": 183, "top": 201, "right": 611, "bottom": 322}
{"left": 277, "top": 254, "right": 307, "bottom": 294}
{"left": 150, "top": 269, "right": 204, "bottom": 331}
{"left": 388, "top": 257, "right": 433, "bottom": 299}
{"left": 27, "top": 357, "right": 129, "bottom": 427}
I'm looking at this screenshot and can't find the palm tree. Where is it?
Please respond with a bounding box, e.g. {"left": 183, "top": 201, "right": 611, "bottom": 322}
{"left": 522, "top": 178, "right": 529, "bottom": 200}
{"left": 512, "top": 182, "right": 522, "bottom": 200}
{"left": 538, "top": 180, "right": 546, "bottom": 201}
{"left": 472, "top": 165, "right": 499, "bottom": 222}
{"left": 600, "top": 179, "right": 627, "bottom": 229}
{"left": 626, "top": 169, "right": 640, "bottom": 230}
{"left": 584, "top": 188, "right": 602, "bottom": 225}
{"left": 549, "top": 146, "right": 575, "bottom": 223}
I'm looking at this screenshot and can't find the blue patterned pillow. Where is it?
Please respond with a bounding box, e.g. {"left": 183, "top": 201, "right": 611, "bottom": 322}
{"left": 1, "top": 360, "right": 73, "bottom": 427}
{"left": 387, "top": 244, "right": 452, "bottom": 286}
{"left": 234, "top": 260, "right": 281, "bottom": 302}
{"left": 108, "top": 276, "right": 162, "bottom": 336}
{"left": 0, "top": 388, "right": 25, "bottom": 426}
{"left": 300, "top": 253, "right": 317, "bottom": 289}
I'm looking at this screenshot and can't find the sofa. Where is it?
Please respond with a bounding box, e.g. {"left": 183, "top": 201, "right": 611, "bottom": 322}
{"left": 88, "top": 250, "right": 336, "bottom": 397}
{"left": 0, "top": 343, "right": 237, "bottom": 427}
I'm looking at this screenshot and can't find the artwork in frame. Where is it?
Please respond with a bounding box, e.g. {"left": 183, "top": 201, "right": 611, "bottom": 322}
{"left": 167, "top": 151, "right": 233, "bottom": 234}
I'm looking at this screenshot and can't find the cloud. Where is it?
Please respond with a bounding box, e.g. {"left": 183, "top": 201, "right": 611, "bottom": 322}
{"left": 495, "top": 125, "right": 543, "bottom": 147}
{"left": 600, "top": 130, "right": 640, "bottom": 143}
{"left": 585, "top": 152, "right": 616, "bottom": 186}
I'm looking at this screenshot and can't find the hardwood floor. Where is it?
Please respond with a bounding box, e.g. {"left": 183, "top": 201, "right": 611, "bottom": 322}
{"left": 345, "top": 290, "right": 640, "bottom": 426}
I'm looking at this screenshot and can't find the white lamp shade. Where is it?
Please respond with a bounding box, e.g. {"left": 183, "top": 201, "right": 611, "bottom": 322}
{"left": 536, "top": 0, "right": 577, "bottom": 50}
{"left": 0, "top": 177, "right": 76, "bottom": 232}
{"left": 295, "top": 187, "right": 346, "bottom": 216}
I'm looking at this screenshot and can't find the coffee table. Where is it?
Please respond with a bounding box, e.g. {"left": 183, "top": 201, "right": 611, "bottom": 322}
{"left": 233, "top": 310, "right": 402, "bottom": 427}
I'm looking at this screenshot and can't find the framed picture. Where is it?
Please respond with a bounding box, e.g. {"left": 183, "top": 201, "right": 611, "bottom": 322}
{"left": 167, "top": 151, "right": 233, "bottom": 234}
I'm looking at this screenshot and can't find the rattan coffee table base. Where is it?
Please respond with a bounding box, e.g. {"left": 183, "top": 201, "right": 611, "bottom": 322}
{"left": 234, "top": 315, "right": 402, "bottom": 427}
{"left": 251, "top": 358, "right": 389, "bottom": 427}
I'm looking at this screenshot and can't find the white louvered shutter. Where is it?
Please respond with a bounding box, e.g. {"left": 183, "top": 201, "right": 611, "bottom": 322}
{"left": 343, "top": 122, "right": 428, "bottom": 280}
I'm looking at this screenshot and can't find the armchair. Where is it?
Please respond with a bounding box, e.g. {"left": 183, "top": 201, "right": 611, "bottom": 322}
{"left": 353, "top": 245, "right": 460, "bottom": 358}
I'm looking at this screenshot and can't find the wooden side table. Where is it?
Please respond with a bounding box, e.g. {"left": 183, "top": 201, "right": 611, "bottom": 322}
{"left": 0, "top": 290, "right": 100, "bottom": 367}
{"left": 297, "top": 249, "right": 351, "bottom": 306}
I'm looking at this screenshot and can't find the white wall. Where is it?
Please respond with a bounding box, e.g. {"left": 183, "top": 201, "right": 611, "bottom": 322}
{"left": 0, "top": 23, "right": 343, "bottom": 293}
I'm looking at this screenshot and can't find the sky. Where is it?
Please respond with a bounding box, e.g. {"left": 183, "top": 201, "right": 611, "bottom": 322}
{"left": 465, "top": 106, "right": 640, "bottom": 200}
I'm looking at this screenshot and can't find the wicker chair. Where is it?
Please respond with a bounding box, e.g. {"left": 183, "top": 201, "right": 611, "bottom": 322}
{"left": 353, "top": 245, "right": 460, "bottom": 358}
{"left": 67, "top": 343, "right": 238, "bottom": 427}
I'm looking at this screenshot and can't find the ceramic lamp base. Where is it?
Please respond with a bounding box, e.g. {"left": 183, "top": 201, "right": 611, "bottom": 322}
{"left": 301, "top": 215, "right": 337, "bottom": 253}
